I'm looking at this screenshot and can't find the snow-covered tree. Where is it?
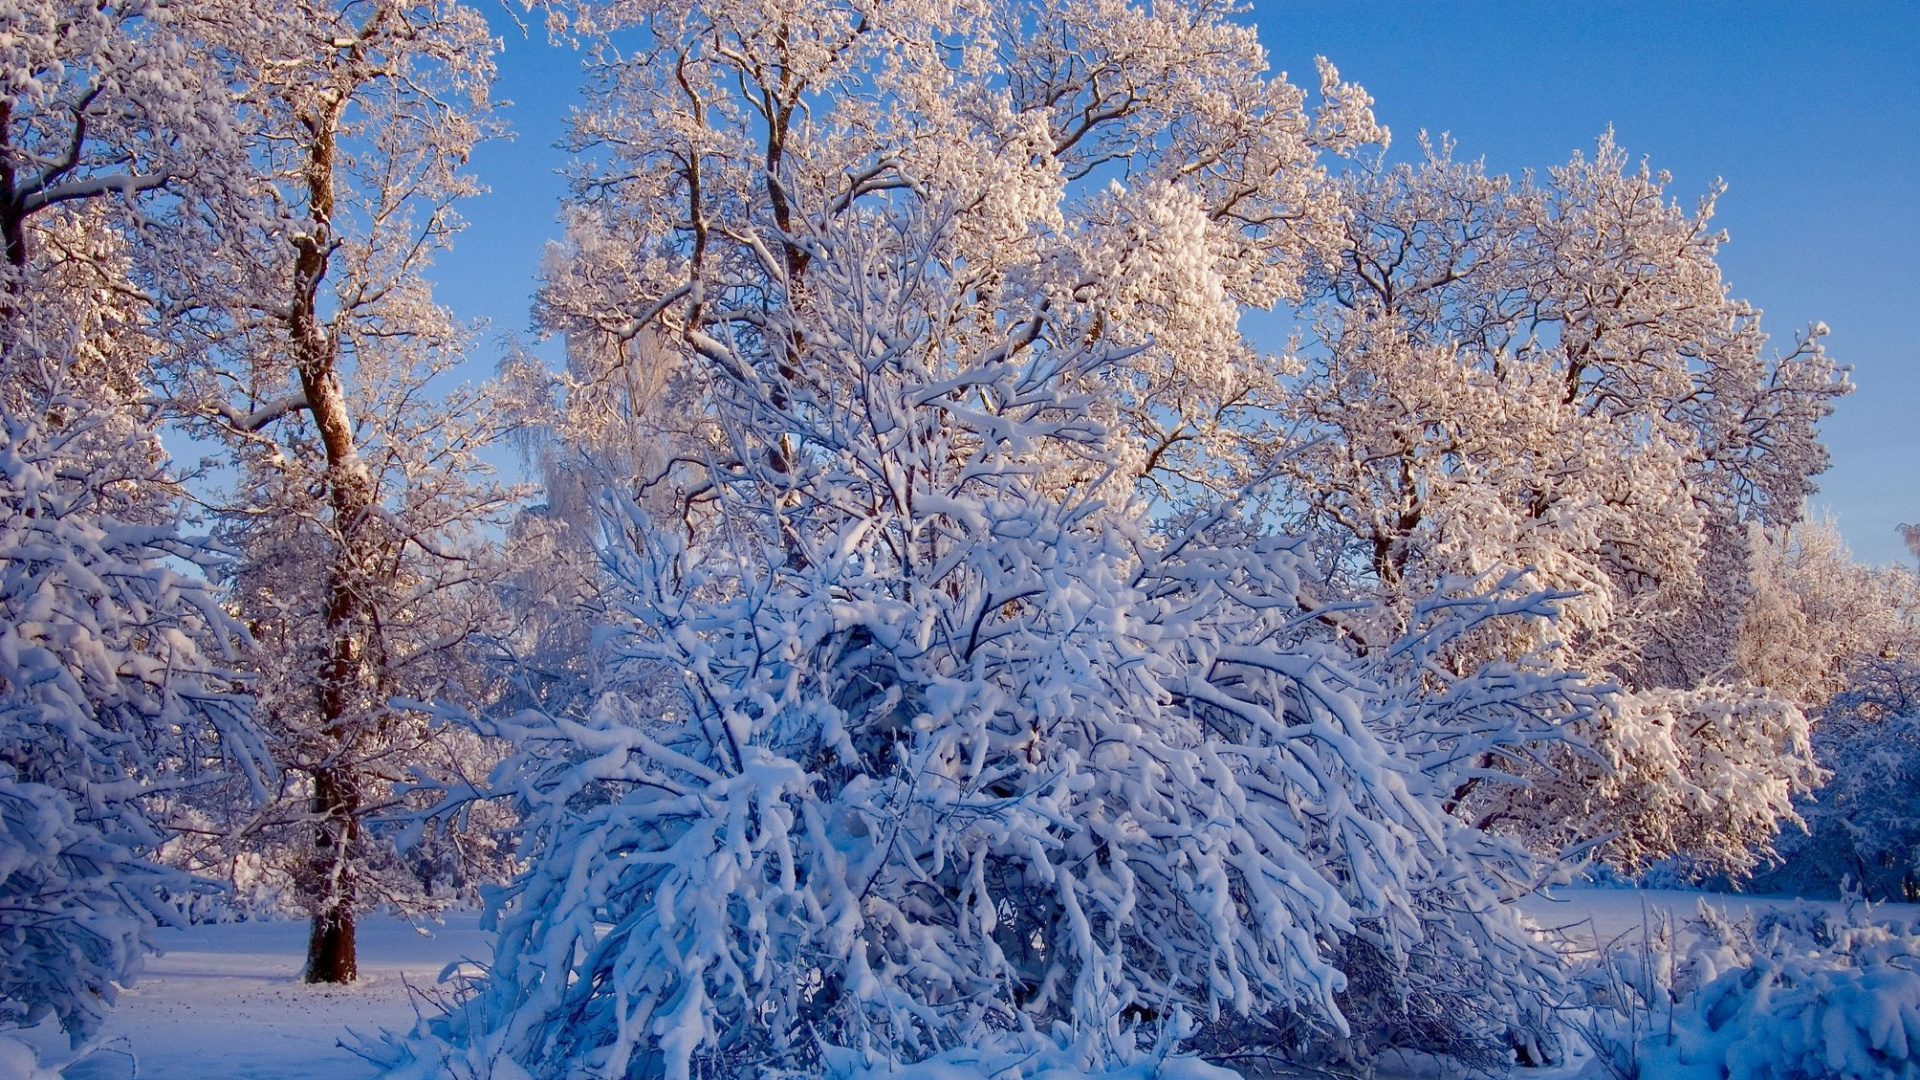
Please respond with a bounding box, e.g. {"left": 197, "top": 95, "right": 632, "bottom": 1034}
{"left": 1734, "top": 518, "right": 1916, "bottom": 710}
{"left": 1, "top": 18, "right": 270, "bottom": 1044}
{"left": 478, "top": 346, "right": 625, "bottom": 721}
{"left": 138, "top": 0, "right": 523, "bottom": 981}
{"left": 3, "top": 0, "right": 527, "bottom": 979}
{"left": 1742, "top": 524, "right": 1920, "bottom": 900}
{"left": 371, "top": 3, "right": 1590, "bottom": 1075}
{"left": 534, "top": 0, "right": 1382, "bottom": 505}
{"left": 0, "top": 234, "right": 265, "bottom": 1050}
{"left": 0, "top": 0, "right": 243, "bottom": 273}
{"left": 1276, "top": 136, "right": 1846, "bottom": 876}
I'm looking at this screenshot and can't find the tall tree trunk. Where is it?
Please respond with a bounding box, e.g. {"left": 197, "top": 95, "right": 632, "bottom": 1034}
{"left": 304, "top": 765, "right": 360, "bottom": 983}
{"left": 290, "top": 89, "right": 380, "bottom": 984}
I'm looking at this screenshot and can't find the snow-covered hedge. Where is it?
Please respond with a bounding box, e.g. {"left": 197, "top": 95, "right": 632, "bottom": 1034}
{"left": 1580, "top": 900, "right": 1920, "bottom": 1079}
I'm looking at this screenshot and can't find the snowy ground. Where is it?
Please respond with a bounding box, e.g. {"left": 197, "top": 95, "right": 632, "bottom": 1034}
{"left": 55, "top": 890, "right": 1920, "bottom": 1079}
{"left": 88, "top": 914, "right": 493, "bottom": 1080}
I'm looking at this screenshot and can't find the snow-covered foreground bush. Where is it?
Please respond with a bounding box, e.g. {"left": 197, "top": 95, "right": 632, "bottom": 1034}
{"left": 0, "top": 370, "right": 265, "bottom": 1070}
{"left": 1577, "top": 899, "right": 1920, "bottom": 1079}
{"left": 349, "top": 0, "right": 1879, "bottom": 1070}
{"left": 370, "top": 494, "right": 1583, "bottom": 1079}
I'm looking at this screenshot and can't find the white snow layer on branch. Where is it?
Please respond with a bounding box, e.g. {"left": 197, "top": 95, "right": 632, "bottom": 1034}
{"left": 366, "top": 17, "right": 1579, "bottom": 1063}
{"left": 0, "top": 385, "right": 265, "bottom": 1041}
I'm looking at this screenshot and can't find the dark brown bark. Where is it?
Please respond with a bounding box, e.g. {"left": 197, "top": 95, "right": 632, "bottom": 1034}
{"left": 1, "top": 101, "right": 28, "bottom": 272}
{"left": 304, "top": 766, "right": 360, "bottom": 984}
{"left": 1, "top": 211, "right": 24, "bottom": 271}
{"left": 305, "top": 903, "right": 357, "bottom": 984}
{"left": 291, "top": 87, "right": 379, "bottom": 984}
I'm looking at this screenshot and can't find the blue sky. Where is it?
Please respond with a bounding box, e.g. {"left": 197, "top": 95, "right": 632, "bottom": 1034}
{"left": 433, "top": 1, "right": 1919, "bottom": 565}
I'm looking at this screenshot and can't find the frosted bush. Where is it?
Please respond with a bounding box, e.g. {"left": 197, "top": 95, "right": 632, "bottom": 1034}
{"left": 370, "top": 492, "right": 1580, "bottom": 1078}
{"left": 1580, "top": 900, "right": 1920, "bottom": 1080}
{"left": 0, "top": 781, "right": 157, "bottom": 1036}
{"left": 1755, "top": 694, "right": 1920, "bottom": 902}
{"left": 0, "top": 384, "right": 264, "bottom": 1042}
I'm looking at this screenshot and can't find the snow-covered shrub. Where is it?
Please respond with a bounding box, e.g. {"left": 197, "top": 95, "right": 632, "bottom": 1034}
{"left": 1753, "top": 685, "right": 1920, "bottom": 902}
{"left": 0, "top": 375, "right": 265, "bottom": 1041}
{"left": 373, "top": 490, "right": 1578, "bottom": 1079}
{"left": 1578, "top": 900, "right": 1920, "bottom": 1080}
{"left": 0, "top": 779, "right": 161, "bottom": 1037}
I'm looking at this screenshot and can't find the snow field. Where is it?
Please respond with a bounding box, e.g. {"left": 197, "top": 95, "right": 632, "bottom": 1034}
{"left": 91, "top": 914, "right": 491, "bottom": 1080}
